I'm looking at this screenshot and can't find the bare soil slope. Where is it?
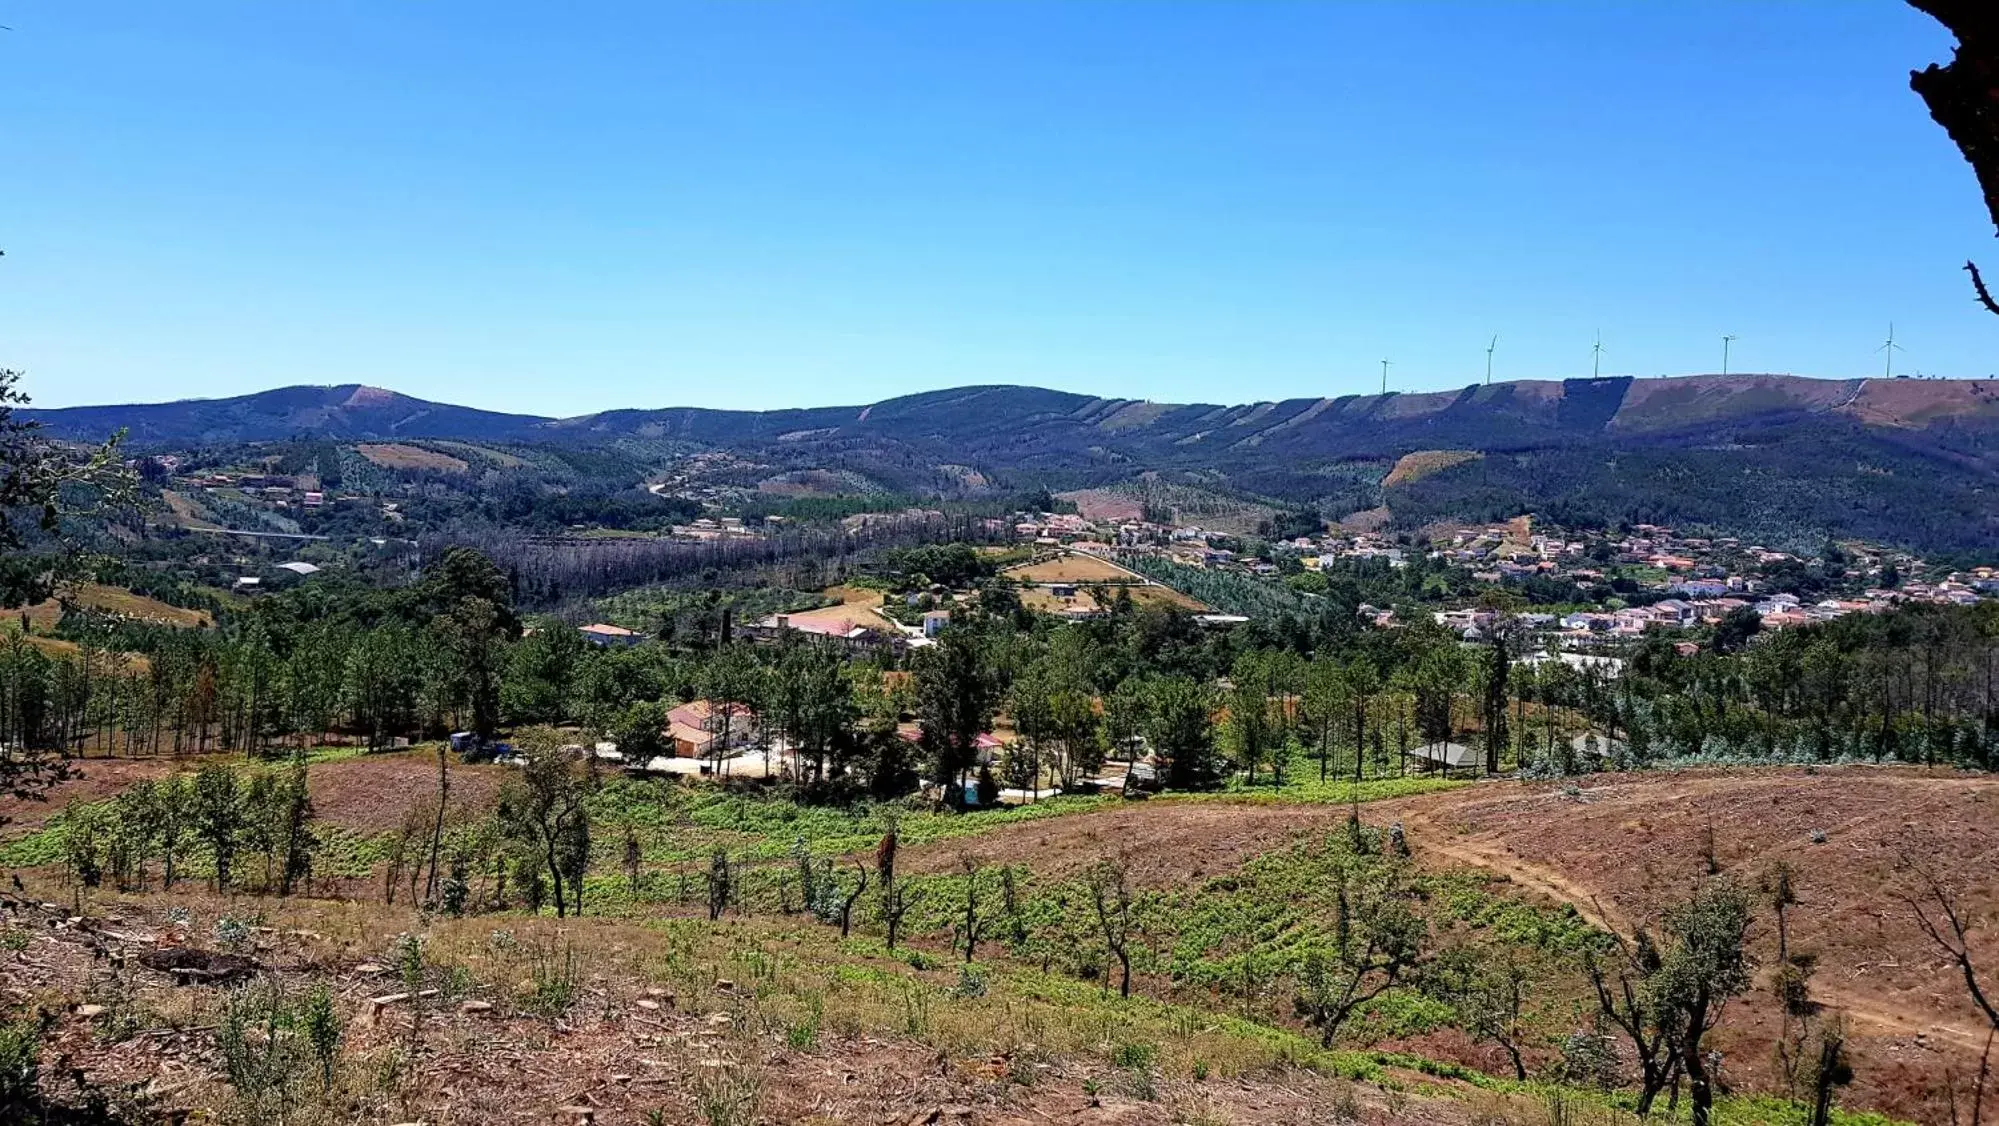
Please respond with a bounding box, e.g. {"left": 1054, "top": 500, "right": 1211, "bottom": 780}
{"left": 909, "top": 768, "right": 1997, "bottom": 1121}
{"left": 1384, "top": 767, "right": 1999, "bottom": 1122}
{"left": 0, "top": 751, "right": 512, "bottom": 836}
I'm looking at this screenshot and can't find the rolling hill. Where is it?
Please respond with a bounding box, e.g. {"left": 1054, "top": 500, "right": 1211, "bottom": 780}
{"left": 24, "top": 373, "right": 1999, "bottom": 553}
{"left": 19, "top": 384, "right": 553, "bottom": 445}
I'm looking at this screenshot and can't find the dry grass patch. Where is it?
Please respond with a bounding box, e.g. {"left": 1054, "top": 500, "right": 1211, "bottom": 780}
{"left": 7, "top": 583, "right": 212, "bottom": 632}
{"left": 355, "top": 443, "right": 468, "bottom": 472}
{"left": 1003, "top": 552, "right": 1138, "bottom": 585}
{"left": 160, "top": 489, "right": 224, "bottom": 529}
{"left": 428, "top": 440, "right": 528, "bottom": 468}
{"left": 781, "top": 600, "right": 897, "bottom": 634}
{"left": 1019, "top": 584, "right": 1207, "bottom": 615}
{"left": 1382, "top": 450, "right": 1482, "bottom": 488}
{"left": 1056, "top": 488, "right": 1147, "bottom": 523}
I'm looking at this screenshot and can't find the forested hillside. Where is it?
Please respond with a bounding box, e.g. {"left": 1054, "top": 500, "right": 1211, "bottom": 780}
{"left": 24, "top": 373, "right": 1999, "bottom": 553}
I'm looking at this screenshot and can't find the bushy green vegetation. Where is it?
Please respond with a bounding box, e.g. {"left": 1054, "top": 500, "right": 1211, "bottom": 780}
{"left": 5, "top": 760, "right": 323, "bottom": 894}
{"left": 1120, "top": 555, "right": 1319, "bottom": 618}
{"left": 11, "top": 531, "right": 1997, "bottom": 804}
{"left": 1152, "top": 827, "right": 1601, "bottom": 1044}
{"left": 589, "top": 779, "right": 1110, "bottom": 867}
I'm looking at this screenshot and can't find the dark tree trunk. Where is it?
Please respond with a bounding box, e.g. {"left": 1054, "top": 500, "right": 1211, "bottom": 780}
{"left": 1912, "top": 3, "right": 1999, "bottom": 233}
{"left": 1910, "top": 2, "right": 1999, "bottom": 313}
{"left": 1684, "top": 995, "right": 1716, "bottom": 1126}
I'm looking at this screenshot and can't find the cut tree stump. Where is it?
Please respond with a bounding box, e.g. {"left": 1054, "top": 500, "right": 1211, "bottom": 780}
{"left": 136, "top": 948, "right": 259, "bottom": 985}
{"left": 365, "top": 989, "right": 441, "bottom": 1024}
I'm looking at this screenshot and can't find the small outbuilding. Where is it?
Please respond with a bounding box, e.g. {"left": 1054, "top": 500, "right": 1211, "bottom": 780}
{"left": 1404, "top": 741, "right": 1480, "bottom": 776}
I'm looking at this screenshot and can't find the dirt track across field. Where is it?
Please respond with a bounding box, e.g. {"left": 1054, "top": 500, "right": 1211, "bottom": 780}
{"left": 903, "top": 766, "right": 1998, "bottom": 1122}
{"left": 1380, "top": 767, "right": 1999, "bottom": 1122}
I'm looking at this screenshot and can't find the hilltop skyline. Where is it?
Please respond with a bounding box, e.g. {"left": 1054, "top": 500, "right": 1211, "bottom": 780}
{"left": 3, "top": 3, "right": 1990, "bottom": 414}
{"left": 18, "top": 368, "right": 1992, "bottom": 430}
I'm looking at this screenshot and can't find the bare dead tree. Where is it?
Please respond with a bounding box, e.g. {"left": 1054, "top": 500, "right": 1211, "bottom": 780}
{"left": 423, "top": 742, "right": 450, "bottom": 904}
{"left": 433, "top": 511, "right": 1007, "bottom": 605}
{"left": 1970, "top": 262, "right": 1999, "bottom": 318}
{"left": 1902, "top": 851, "right": 1997, "bottom": 1126}
{"left": 1946, "top": 1029, "right": 1996, "bottom": 1126}
{"left": 1585, "top": 924, "right": 1680, "bottom": 1116}
{"left": 839, "top": 860, "right": 870, "bottom": 938}
{"left": 1086, "top": 855, "right": 1138, "bottom": 998}
{"left": 1909, "top": 3, "right": 1999, "bottom": 315}
{"left": 882, "top": 879, "right": 922, "bottom": 950}
{"left": 1808, "top": 1014, "right": 1854, "bottom": 1126}
{"left": 1901, "top": 855, "right": 1999, "bottom": 1032}
{"left": 623, "top": 828, "right": 643, "bottom": 900}
{"left": 706, "top": 848, "right": 732, "bottom": 922}
{"left": 998, "top": 865, "right": 1028, "bottom": 947}
{"left": 1293, "top": 864, "right": 1427, "bottom": 1048}
{"left": 956, "top": 853, "right": 986, "bottom": 963}
{"left": 1762, "top": 860, "right": 1799, "bottom": 966}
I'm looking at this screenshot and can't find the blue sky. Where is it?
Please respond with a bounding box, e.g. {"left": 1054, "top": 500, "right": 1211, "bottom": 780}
{"left": 1, "top": 2, "right": 1988, "bottom": 415}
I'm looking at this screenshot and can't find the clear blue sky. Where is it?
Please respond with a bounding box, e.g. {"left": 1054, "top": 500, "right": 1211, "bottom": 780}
{"left": 2, "top": 2, "right": 1990, "bottom": 415}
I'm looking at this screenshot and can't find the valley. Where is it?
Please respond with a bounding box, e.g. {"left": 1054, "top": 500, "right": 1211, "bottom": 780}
{"left": 13, "top": 2, "right": 1999, "bottom": 1122}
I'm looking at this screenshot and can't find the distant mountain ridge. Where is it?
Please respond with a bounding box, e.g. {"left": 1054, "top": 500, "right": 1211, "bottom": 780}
{"left": 21, "top": 384, "right": 554, "bottom": 446}
{"left": 23, "top": 374, "right": 1999, "bottom": 553}
{"left": 26, "top": 373, "right": 1999, "bottom": 451}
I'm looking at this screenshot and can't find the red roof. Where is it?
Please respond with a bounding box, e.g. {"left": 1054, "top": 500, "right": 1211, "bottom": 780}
{"left": 667, "top": 699, "right": 754, "bottom": 729}
{"left": 580, "top": 623, "right": 640, "bottom": 638}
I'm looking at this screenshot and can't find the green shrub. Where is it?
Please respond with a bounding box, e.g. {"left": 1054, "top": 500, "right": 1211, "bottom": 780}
{"left": 952, "top": 964, "right": 989, "bottom": 1000}
{"left": 523, "top": 938, "right": 581, "bottom": 1020}
{"left": 0, "top": 1013, "right": 45, "bottom": 1111}
{"left": 299, "top": 981, "right": 343, "bottom": 1091}
{"left": 694, "top": 1060, "right": 762, "bottom": 1126}
{"left": 784, "top": 993, "right": 824, "bottom": 1050}
{"left": 216, "top": 981, "right": 316, "bottom": 1123}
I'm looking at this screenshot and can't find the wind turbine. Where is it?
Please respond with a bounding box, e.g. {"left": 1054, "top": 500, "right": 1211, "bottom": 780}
{"left": 1592, "top": 332, "right": 1606, "bottom": 379}
{"left": 1721, "top": 334, "right": 1737, "bottom": 377}
{"left": 1484, "top": 335, "right": 1499, "bottom": 386}
{"left": 1877, "top": 324, "right": 1903, "bottom": 379}
{"left": 1380, "top": 359, "right": 1393, "bottom": 395}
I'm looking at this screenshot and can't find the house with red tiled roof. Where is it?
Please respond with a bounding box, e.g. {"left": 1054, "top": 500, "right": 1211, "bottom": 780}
{"left": 667, "top": 699, "right": 758, "bottom": 758}
{"left": 746, "top": 608, "right": 904, "bottom": 653}
{"left": 895, "top": 725, "right": 1007, "bottom": 766}
{"left": 579, "top": 622, "right": 645, "bottom": 647}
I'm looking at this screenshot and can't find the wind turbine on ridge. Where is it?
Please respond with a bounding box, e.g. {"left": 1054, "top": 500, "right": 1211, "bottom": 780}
{"left": 1877, "top": 324, "right": 1903, "bottom": 379}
